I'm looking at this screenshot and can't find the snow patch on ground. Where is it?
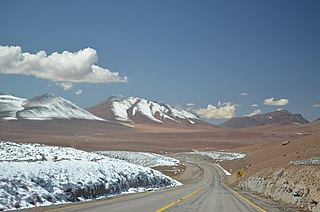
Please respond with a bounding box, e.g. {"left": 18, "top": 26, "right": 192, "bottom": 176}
{"left": 2, "top": 117, "right": 18, "bottom": 120}
{"left": 290, "top": 157, "right": 320, "bottom": 165}
{"left": 185, "top": 150, "right": 246, "bottom": 161}
{"left": 96, "top": 151, "right": 180, "bottom": 167}
{"left": 0, "top": 142, "right": 181, "bottom": 211}
{"left": 215, "top": 164, "right": 231, "bottom": 176}
{"left": 292, "top": 122, "right": 302, "bottom": 125}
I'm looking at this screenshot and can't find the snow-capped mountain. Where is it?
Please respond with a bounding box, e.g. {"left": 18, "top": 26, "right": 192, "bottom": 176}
{"left": 88, "top": 96, "right": 204, "bottom": 125}
{"left": 220, "top": 109, "right": 309, "bottom": 129}
{"left": 0, "top": 93, "right": 103, "bottom": 121}
{"left": 0, "top": 93, "right": 26, "bottom": 120}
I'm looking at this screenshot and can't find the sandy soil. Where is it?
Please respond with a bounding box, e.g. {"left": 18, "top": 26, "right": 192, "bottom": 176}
{"left": 221, "top": 123, "right": 320, "bottom": 183}
{"left": 1, "top": 119, "right": 314, "bottom": 153}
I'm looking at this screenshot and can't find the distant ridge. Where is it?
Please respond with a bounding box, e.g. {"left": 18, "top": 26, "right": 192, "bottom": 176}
{"left": 220, "top": 110, "right": 309, "bottom": 129}
{"left": 313, "top": 118, "right": 320, "bottom": 123}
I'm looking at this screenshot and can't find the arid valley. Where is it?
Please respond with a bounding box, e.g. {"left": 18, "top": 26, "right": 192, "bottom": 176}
{"left": 0, "top": 93, "right": 319, "bottom": 211}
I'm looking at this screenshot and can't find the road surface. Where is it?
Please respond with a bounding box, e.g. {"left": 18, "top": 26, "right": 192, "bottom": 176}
{"left": 44, "top": 161, "right": 266, "bottom": 212}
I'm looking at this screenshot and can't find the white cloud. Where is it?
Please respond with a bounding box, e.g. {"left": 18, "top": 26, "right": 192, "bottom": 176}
{"left": 313, "top": 104, "right": 320, "bottom": 107}
{"left": 264, "top": 98, "right": 289, "bottom": 106}
{"left": 193, "top": 102, "right": 236, "bottom": 119}
{"left": 0, "top": 45, "right": 128, "bottom": 84}
{"left": 251, "top": 104, "right": 259, "bottom": 107}
{"left": 240, "top": 92, "right": 248, "bottom": 96}
{"left": 246, "top": 109, "right": 262, "bottom": 117}
{"left": 56, "top": 82, "right": 73, "bottom": 90}
{"left": 75, "top": 89, "right": 83, "bottom": 95}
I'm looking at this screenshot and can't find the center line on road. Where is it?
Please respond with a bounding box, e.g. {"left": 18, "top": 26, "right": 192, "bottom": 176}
{"left": 225, "top": 187, "right": 267, "bottom": 212}
{"left": 216, "top": 165, "right": 267, "bottom": 212}
{"left": 155, "top": 186, "right": 206, "bottom": 212}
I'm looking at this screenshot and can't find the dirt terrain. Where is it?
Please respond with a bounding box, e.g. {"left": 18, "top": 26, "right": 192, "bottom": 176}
{"left": 1, "top": 119, "right": 319, "bottom": 211}
{"left": 220, "top": 121, "right": 320, "bottom": 211}
{"left": 0, "top": 119, "right": 312, "bottom": 152}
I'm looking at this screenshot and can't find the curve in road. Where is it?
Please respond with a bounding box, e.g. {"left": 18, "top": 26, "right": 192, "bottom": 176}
{"left": 44, "top": 161, "right": 266, "bottom": 212}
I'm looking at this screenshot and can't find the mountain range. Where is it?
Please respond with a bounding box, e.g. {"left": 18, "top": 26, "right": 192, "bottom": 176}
{"left": 0, "top": 92, "right": 313, "bottom": 129}
{"left": 219, "top": 109, "right": 309, "bottom": 128}
{"left": 0, "top": 93, "right": 206, "bottom": 127}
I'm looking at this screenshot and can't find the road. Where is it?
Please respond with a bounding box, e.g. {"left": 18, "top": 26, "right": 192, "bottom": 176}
{"left": 44, "top": 161, "right": 266, "bottom": 212}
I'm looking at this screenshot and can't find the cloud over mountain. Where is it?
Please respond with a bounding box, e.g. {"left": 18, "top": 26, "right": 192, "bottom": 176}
{"left": 264, "top": 98, "right": 289, "bottom": 106}
{"left": 0, "top": 45, "right": 128, "bottom": 84}
{"left": 194, "top": 102, "right": 236, "bottom": 119}
{"left": 246, "top": 109, "right": 262, "bottom": 117}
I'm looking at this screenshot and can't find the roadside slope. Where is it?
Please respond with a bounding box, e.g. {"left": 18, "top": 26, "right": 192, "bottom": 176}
{"left": 221, "top": 122, "right": 320, "bottom": 211}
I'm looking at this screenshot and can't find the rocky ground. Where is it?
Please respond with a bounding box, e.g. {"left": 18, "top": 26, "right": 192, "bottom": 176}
{"left": 221, "top": 123, "right": 320, "bottom": 211}
{"left": 241, "top": 166, "right": 319, "bottom": 211}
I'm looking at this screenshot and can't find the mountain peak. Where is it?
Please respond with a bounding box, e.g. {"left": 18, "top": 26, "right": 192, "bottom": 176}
{"left": 106, "top": 95, "right": 122, "bottom": 101}
{"left": 88, "top": 96, "right": 208, "bottom": 127}
{"left": 25, "top": 93, "right": 62, "bottom": 104}
{"left": 1, "top": 93, "right": 103, "bottom": 121}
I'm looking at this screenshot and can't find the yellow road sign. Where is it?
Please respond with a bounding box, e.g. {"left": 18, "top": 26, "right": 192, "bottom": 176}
{"left": 236, "top": 170, "right": 244, "bottom": 177}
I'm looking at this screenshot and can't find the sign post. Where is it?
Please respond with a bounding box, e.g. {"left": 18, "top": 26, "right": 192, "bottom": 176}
{"left": 236, "top": 170, "right": 243, "bottom": 178}
{"left": 236, "top": 170, "right": 244, "bottom": 187}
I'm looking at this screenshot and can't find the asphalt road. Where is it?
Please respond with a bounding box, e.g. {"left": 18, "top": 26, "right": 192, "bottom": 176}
{"left": 44, "top": 161, "right": 266, "bottom": 212}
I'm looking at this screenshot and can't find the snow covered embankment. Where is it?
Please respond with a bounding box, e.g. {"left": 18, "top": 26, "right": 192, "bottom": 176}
{"left": 0, "top": 142, "right": 181, "bottom": 211}
{"left": 96, "top": 151, "right": 180, "bottom": 168}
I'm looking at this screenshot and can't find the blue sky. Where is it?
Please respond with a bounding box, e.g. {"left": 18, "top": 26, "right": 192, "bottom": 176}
{"left": 0, "top": 0, "right": 319, "bottom": 123}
